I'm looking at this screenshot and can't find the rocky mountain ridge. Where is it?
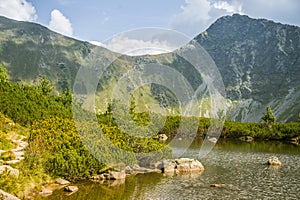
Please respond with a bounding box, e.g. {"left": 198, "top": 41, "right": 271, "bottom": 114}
{"left": 0, "top": 14, "right": 300, "bottom": 122}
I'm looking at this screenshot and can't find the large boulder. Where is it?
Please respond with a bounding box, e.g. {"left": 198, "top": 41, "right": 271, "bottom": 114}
{"left": 162, "top": 158, "right": 204, "bottom": 174}
{"left": 175, "top": 158, "right": 204, "bottom": 173}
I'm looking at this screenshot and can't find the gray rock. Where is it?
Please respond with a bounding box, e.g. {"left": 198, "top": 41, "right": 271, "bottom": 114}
{"left": 125, "top": 166, "right": 133, "bottom": 174}
{"left": 55, "top": 178, "right": 70, "bottom": 185}
{"left": 0, "top": 189, "right": 20, "bottom": 200}
{"left": 239, "top": 136, "right": 254, "bottom": 142}
{"left": 39, "top": 189, "right": 52, "bottom": 196}
{"left": 0, "top": 165, "right": 19, "bottom": 178}
{"left": 208, "top": 137, "right": 218, "bottom": 143}
{"left": 109, "top": 171, "right": 126, "bottom": 180}
{"left": 158, "top": 134, "right": 168, "bottom": 141}
{"left": 64, "top": 186, "right": 78, "bottom": 192}
{"left": 162, "top": 158, "right": 205, "bottom": 174}
{"left": 90, "top": 174, "right": 105, "bottom": 180}
{"left": 162, "top": 159, "right": 177, "bottom": 173}
{"left": 268, "top": 156, "right": 282, "bottom": 166}
{"left": 176, "top": 158, "right": 205, "bottom": 173}
{"left": 131, "top": 164, "right": 161, "bottom": 174}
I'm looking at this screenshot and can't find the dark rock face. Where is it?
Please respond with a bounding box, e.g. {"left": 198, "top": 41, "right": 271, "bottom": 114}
{"left": 195, "top": 14, "right": 300, "bottom": 122}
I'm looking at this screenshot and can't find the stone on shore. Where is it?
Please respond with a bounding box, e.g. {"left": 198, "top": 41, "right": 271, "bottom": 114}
{"left": 55, "top": 178, "right": 70, "bottom": 185}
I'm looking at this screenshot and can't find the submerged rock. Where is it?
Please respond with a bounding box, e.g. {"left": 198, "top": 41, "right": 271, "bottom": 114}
{"left": 267, "top": 156, "right": 282, "bottom": 166}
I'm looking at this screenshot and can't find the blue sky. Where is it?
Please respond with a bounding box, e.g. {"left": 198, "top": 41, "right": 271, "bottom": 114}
{"left": 1, "top": 0, "right": 300, "bottom": 43}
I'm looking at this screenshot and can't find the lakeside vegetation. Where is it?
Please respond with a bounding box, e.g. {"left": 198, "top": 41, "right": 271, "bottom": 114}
{"left": 0, "top": 64, "right": 300, "bottom": 197}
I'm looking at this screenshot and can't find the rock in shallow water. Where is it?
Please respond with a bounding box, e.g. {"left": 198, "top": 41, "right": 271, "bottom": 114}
{"left": 162, "top": 158, "right": 204, "bottom": 174}
{"left": 267, "top": 156, "right": 282, "bottom": 166}
{"left": 64, "top": 186, "right": 78, "bottom": 193}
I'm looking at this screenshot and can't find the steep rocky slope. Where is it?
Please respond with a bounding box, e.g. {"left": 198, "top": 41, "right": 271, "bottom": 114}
{"left": 196, "top": 14, "right": 300, "bottom": 122}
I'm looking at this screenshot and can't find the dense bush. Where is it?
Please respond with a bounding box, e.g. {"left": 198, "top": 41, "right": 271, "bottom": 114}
{"left": 0, "top": 73, "right": 73, "bottom": 126}
{"left": 26, "top": 117, "right": 105, "bottom": 179}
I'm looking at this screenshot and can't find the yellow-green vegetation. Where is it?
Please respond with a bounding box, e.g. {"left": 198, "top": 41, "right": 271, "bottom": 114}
{"left": 27, "top": 117, "right": 105, "bottom": 179}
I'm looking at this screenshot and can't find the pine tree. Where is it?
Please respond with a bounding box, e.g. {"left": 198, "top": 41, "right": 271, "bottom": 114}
{"left": 262, "top": 106, "right": 276, "bottom": 124}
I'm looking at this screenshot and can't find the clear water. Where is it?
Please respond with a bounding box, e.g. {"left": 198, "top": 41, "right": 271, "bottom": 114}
{"left": 40, "top": 140, "right": 300, "bottom": 200}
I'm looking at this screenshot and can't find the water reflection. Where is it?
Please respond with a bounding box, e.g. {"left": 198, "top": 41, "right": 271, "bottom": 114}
{"left": 41, "top": 140, "right": 300, "bottom": 200}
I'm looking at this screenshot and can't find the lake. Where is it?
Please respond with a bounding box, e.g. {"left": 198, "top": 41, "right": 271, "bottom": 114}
{"left": 40, "top": 139, "right": 300, "bottom": 199}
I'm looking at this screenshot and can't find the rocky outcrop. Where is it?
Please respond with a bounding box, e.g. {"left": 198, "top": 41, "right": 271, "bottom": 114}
{"left": 267, "top": 156, "right": 282, "bottom": 166}
{"left": 196, "top": 14, "right": 300, "bottom": 122}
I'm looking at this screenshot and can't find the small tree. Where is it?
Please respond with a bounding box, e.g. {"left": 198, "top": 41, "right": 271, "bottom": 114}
{"left": 38, "top": 76, "right": 54, "bottom": 95}
{"left": 262, "top": 106, "right": 276, "bottom": 124}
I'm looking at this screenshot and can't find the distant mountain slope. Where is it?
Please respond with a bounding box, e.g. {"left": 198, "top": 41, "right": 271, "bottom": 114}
{"left": 0, "top": 16, "right": 101, "bottom": 90}
{"left": 196, "top": 14, "right": 300, "bottom": 122}
{"left": 0, "top": 14, "right": 300, "bottom": 122}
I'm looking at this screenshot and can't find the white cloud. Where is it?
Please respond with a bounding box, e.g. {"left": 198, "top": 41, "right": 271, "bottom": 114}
{"left": 213, "top": 1, "right": 243, "bottom": 13}
{"left": 49, "top": 9, "right": 73, "bottom": 37}
{"left": 90, "top": 41, "right": 105, "bottom": 47}
{"left": 91, "top": 37, "right": 177, "bottom": 56}
{"left": 171, "top": 0, "right": 243, "bottom": 37}
{"left": 0, "top": 0, "right": 37, "bottom": 21}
